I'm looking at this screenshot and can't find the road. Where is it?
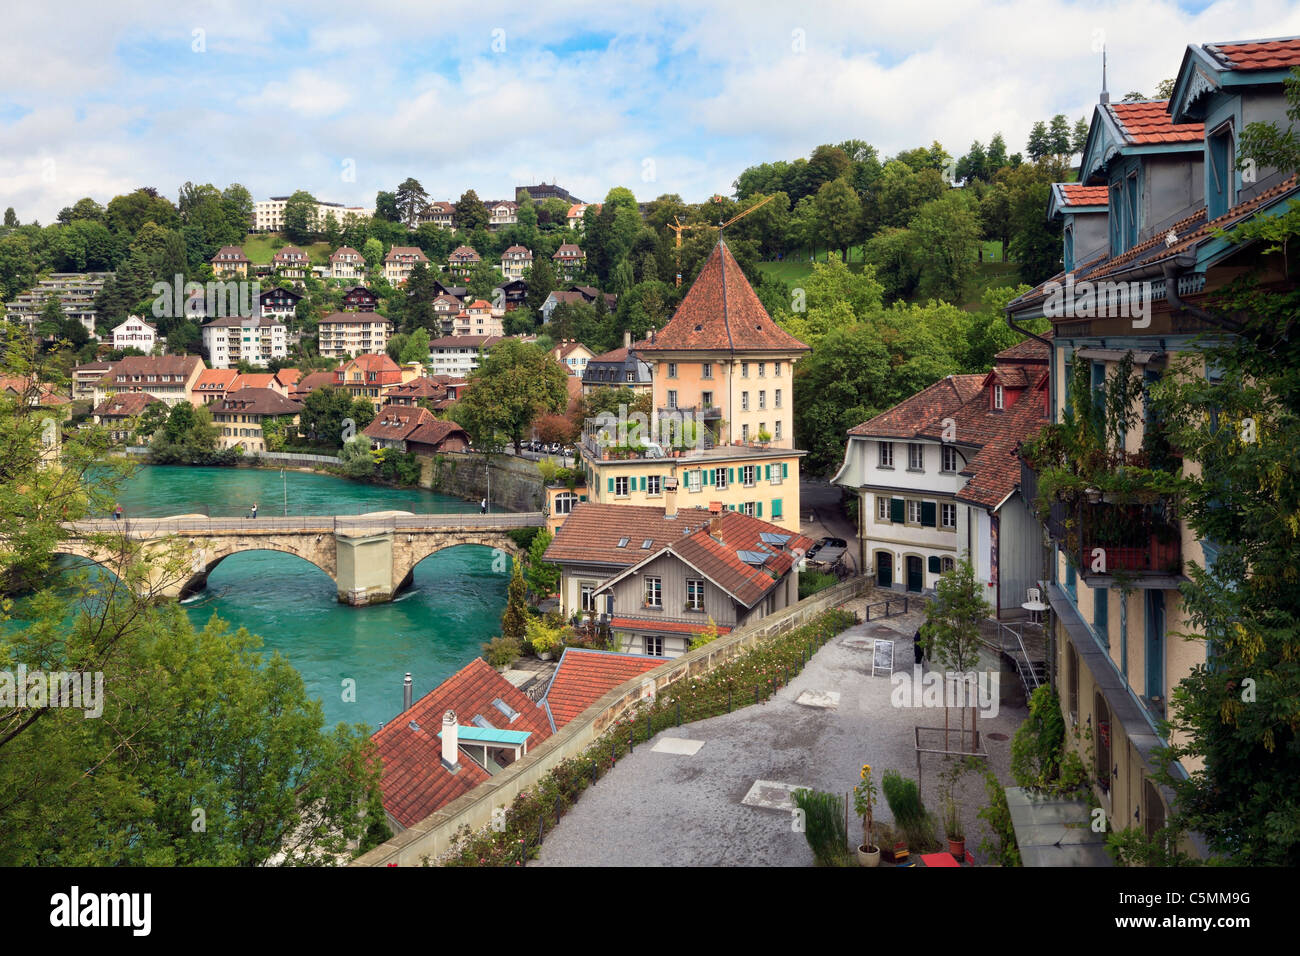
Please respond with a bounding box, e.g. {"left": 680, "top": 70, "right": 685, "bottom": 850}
{"left": 799, "top": 478, "right": 859, "bottom": 573}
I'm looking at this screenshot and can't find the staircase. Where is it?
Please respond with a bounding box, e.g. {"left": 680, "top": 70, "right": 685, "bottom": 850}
{"left": 999, "top": 621, "right": 1049, "bottom": 701}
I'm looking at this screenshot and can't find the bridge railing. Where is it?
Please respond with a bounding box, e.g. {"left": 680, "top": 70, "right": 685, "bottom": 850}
{"left": 64, "top": 512, "right": 546, "bottom": 537}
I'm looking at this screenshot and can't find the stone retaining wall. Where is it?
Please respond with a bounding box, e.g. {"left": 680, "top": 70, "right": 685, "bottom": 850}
{"left": 418, "top": 452, "right": 544, "bottom": 513}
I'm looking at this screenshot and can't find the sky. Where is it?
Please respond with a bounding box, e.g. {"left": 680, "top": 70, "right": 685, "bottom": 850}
{"left": 2, "top": 0, "right": 1299, "bottom": 223}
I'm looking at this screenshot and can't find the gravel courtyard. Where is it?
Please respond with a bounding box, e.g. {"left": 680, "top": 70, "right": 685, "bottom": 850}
{"left": 534, "top": 607, "right": 1027, "bottom": 867}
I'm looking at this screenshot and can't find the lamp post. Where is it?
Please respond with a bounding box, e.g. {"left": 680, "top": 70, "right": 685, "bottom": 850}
{"left": 281, "top": 468, "right": 287, "bottom": 516}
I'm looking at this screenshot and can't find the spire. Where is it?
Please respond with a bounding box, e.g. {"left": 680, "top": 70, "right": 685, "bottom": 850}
{"left": 1100, "top": 44, "right": 1110, "bottom": 104}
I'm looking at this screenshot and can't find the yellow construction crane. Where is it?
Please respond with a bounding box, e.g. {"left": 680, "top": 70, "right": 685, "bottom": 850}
{"left": 669, "top": 194, "right": 776, "bottom": 287}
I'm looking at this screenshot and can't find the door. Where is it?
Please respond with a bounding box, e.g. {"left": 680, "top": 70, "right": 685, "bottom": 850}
{"left": 1145, "top": 590, "right": 1165, "bottom": 701}
{"left": 876, "top": 552, "right": 893, "bottom": 588}
{"left": 906, "top": 556, "right": 924, "bottom": 593}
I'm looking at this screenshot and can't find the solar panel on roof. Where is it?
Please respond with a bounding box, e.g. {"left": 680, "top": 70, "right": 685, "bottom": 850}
{"left": 737, "top": 550, "right": 770, "bottom": 566}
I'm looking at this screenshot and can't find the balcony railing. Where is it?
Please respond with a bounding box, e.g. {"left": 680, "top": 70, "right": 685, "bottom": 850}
{"left": 1020, "top": 457, "right": 1182, "bottom": 579}
{"left": 658, "top": 404, "right": 722, "bottom": 421}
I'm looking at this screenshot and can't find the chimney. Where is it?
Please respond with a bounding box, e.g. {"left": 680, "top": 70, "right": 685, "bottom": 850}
{"left": 624, "top": 330, "right": 632, "bottom": 350}
{"left": 403, "top": 672, "right": 413, "bottom": 711}
{"left": 442, "top": 710, "right": 459, "bottom": 768}
{"left": 663, "top": 476, "right": 678, "bottom": 518}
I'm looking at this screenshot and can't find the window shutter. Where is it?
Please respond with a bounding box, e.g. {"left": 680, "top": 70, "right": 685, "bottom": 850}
{"left": 640, "top": 475, "right": 646, "bottom": 491}
{"left": 704, "top": 469, "right": 711, "bottom": 485}
{"left": 579, "top": 495, "right": 587, "bottom": 501}
{"left": 728, "top": 468, "right": 735, "bottom": 483}
{"left": 921, "top": 502, "right": 937, "bottom": 527}
{"left": 608, "top": 477, "right": 614, "bottom": 493}
{"left": 772, "top": 498, "right": 782, "bottom": 518}
{"left": 890, "top": 497, "right": 905, "bottom": 523}
{"left": 782, "top": 463, "right": 789, "bottom": 478}
{"left": 756, "top": 501, "right": 762, "bottom": 517}
{"left": 764, "top": 464, "right": 771, "bottom": 480}
{"left": 928, "top": 556, "right": 941, "bottom": 574}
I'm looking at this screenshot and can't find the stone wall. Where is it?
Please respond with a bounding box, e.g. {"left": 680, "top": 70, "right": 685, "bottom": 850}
{"left": 418, "top": 452, "right": 545, "bottom": 513}
{"left": 351, "top": 574, "right": 871, "bottom": 867}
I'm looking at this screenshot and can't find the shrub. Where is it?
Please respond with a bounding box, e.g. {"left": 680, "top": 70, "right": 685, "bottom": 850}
{"left": 792, "top": 788, "right": 853, "bottom": 866}
{"left": 687, "top": 618, "right": 721, "bottom": 651}
{"left": 482, "top": 636, "right": 520, "bottom": 669}
{"left": 976, "top": 767, "right": 1022, "bottom": 866}
{"left": 798, "top": 570, "right": 837, "bottom": 600}
{"left": 524, "top": 617, "right": 564, "bottom": 655}
{"left": 1011, "top": 685, "right": 1068, "bottom": 790}
{"left": 507, "top": 527, "right": 541, "bottom": 551}
{"left": 881, "top": 769, "right": 941, "bottom": 851}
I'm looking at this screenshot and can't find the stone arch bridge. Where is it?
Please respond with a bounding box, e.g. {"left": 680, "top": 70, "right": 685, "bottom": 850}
{"left": 57, "top": 512, "right": 544, "bottom": 605}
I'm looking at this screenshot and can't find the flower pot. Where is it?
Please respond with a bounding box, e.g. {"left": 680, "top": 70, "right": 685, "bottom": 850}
{"left": 537, "top": 650, "right": 554, "bottom": 661}
{"left": 948, "top": 837, "right": 966, "bottom": 861}
{"left": 857, "top": 844, "right": 881, "bottom": 867}
{"left": 881, "top": 841, "right": 908, "bottom": 865}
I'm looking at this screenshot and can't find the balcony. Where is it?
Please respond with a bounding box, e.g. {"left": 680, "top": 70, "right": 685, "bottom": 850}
{"left": 658, "top": 404, "right": 722, "bottom": 421}
{"left": 1020, "top": 458, "right": 1182, "bottom": 584}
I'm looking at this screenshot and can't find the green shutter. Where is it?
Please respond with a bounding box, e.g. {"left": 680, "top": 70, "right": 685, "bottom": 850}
{"left": 764, "top": 464, "right": 771, "bottom": 480}
{"left": 608, "top": 477, "right": 614, "bottom": 493}
{"left": 782, "top": 463, "right": 789, "bottom": 478}
{"left": 756, "top": 501, "right": 762, "bottom": 517}
{"left": 921, "top": 502, "right": 937, "bottom": 527}
{"left": 928, "top": 555, "right": 941, "bottom": 574}
{"left": 579, "top": 495, "right": 587, "bottom": 501}
{"left": 704, "top": 469, "right": 711, "bottom": 485}
{"left": 890, "top": 497, "right": 904, "bottom": 523}
{"left": 772, "top": 498, "right": 782, "bottom": 518}
{"left": 640, "top": 475, "right": 646, "bottom": 491}
{"left": 728, "top": 468, "right": 735, "bottom": 484}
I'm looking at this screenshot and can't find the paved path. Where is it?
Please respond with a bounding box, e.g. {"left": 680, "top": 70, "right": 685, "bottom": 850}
{"left": 64, "top": 512, "right": 544, "bottom": 536}
{"left": 799, "top": 478, "right": 859, "bottom": 573}
{"left": 535, "top": 610, "right": 1025, "bottom": 867}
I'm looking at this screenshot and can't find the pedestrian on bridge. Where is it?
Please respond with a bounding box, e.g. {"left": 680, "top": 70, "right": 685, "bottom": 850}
{"left": 480, "top": 497, "right": 487, "bottom": 515}
{"left": 113, "top": 504, "right": 123, "bottom": 521}
{"left": 250, "top": 502, "right": 258, "bottom": 520}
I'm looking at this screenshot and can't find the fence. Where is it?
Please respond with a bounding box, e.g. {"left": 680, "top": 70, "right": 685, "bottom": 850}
{"left": 67, "top": 512, "right": 545, "bottom": 536}
{"left": 863, "top": 595, "right": 909, "bottom": 621}
{"left": 121, "top": 446, "right": 342, "bottom": 466}
{"left": 352, "top": 573, "right": 872, "bottom": 867}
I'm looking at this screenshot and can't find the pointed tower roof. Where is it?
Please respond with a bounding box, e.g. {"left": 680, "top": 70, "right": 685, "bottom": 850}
{"left": 641, "top": 241, "right": 809, "bottom": 354}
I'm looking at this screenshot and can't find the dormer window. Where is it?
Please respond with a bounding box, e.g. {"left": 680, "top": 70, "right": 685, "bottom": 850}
{"left": 1207, "top": 121, "right": 1236, "bottom": 220}
{"left": 994, "top": 384, "right": 1005, "bottom": 410}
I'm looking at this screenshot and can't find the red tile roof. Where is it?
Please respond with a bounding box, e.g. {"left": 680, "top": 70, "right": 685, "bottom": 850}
{"left": 1107, "top": 100, "right": 1203, "bottom": 145}
{"left": 848, "top": 375, "right": 986, "bottom": 438}
{"left": 608, "top": 617, "right": 735, "bottom": 637}
{"left": 545, "top": 504, "right": 717, "bottom": 567}
{"left": 371, "top": 658, "right": 552, "bottom": 828}
{"left": 668, "top": 511, "right": 814, "bottom": 607}
{"left": 406, "top": 419, "right": 469, "bottom": 449}
{"left": 1205, "top": 38, "right": 1300, "bottom": 71}
{"left": 1057, "top": 184, "right": 1109, "bottom": 207}
{"left": 364, "top": 403, "right": 437, "bottom": 441}
{"left": 195, "top": 368, "right": 239, "bottom": 391}
{"left": 291, "top": 371, "right": 335, "bottom": 399}
{"left": 231, "top": 372, "right": 277, "bottom": 391}
{"left": 216, "top": 388, "right": 302, "bottom": 417}
{"left": 640, "top": 241, "right": 809, "bottom": 354}
{"left": 543, "top": 649, "right": 666, "bottom": 728}
{"left": 93, "top": 392, "right": 163, "bottom": 417}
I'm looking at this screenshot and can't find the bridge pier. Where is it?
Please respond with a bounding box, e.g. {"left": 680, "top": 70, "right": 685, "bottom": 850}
{"left": 336, "top": 531, "right": 398, "bottom": 606}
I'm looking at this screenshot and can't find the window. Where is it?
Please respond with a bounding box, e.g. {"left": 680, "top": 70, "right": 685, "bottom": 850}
{"left": 667, "top": 389, "right": 678, "bottom": 409}
{"left": 687, "top": 469, "right": 702, "bottom": 492}
{"left": 942, "top": 556, "right": 955, "bottom": 573}
{"left": 1207, "top": 123, "right": 1236, "bottom": 219}
{"left": 775, "top": 421, "right": 782, "bottom": 440}
{"left": 908, "top": 443, "right": 924, "bottom": 470}
{"left": 758, "top": 390, "right": 766, "bottom": 409}
{"left": 686, "top": 579, "right": 705, "bottom": 611}
{"left": 994, "top": 385, "right": 1004, "bottom": 410}
{"left": 714, "top": 468, "right": 728, "bottom": 490}
{"left": 743, "top": 465, "right": 755, "bottom": 486}
{"left": 908, "top": 500, "right": 922, "bottom": 524}
{"left": 614, "top": 476, "right": 629, "bottom": 497}
{"left": 940, "top": 503, "right": 957, "bottom": 529}
{"left": 941, "top": 445, "right": 958, "bottom": 473}
{"left": 702, "top": 363, "right": 712, "bottom": 379}
{"left": 774, "top": 362, "right": 781, "bottom": 377}
{"left": 741, "top": 361, "right": 749, "bottom": 378}
{"left": 758, "top": 362, "right": 766, "bottom": 377}
{"left": 775, "top": 388, "right": 782, "bottom": 408}
{"left": 644, "top": 576, "right": 662, "bottom": 608}
{"left": 644, "top": 635, "right": 664, "bottom": 657}
{"left": 879, "top": 442, "right": 894, "bottom": 468}
{"left": 647, "top": 474, "right": 661, "bottom": 495}
{"left": 554, "top": 492, "right": 579, "bottom": 515}
{"left": 878, "top": 496, "right": 890, "bottom": 521}
{"left": 771, "top": 498, "right": 783, "bottom": 518}
{"left": 742, "top": 424, "right": 749, "bottom": 441}
{"left": 741, "top": 391, "right": 749, "bottom": 411}
{"left": 702, "top": 390, "right": 713, "bottom": 408}
{"left": 667, "top": 362, "right": 677, "bottom": 378}
{"left": 626, "top": 371, "right": 633, "bottom": 383}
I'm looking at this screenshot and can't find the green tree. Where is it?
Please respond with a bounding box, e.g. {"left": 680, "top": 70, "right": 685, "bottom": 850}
{"left": 362, "top": 237, "right": 384, "bottom": 278}
{"left": 525, "top": 529, "right": 560, "bottom": 597}
{"left": 2, "top": 208, "right": 17, "bottom": 227}
{"left": 455, "top": 189, "right": 489, "bottom": 234}
{"left": 452, "top": 339, "right": 567, "bottom": 453}
{"left": 400, "top": 327, "right": 430, "bottom": 365}
{"left": 282, "top": 190, "right": 319, "bottom": 244}
{"left": 811, "top": 177, "right": 861, "bottom": 262}
{"left": 298, "top": 386, "right": 355, "bottom": 447}
{"left": 908, "top": 192, "right": 982, "bottom": 301}
{"left": 501, "top": 559, "right": 528, "bottom": 641}
{"left": 920, "top": 554, "right": 991, "bottom": 673}
{"left": 395, "top": 178, "right": 429, "bottom": 229}
{"left": 526, "top": 254, "right": 557, "bottom": 312}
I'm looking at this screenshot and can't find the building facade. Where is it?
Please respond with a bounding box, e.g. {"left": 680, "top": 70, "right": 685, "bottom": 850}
{"left": 316, "top": 312, "right": 393, "bottom": 358}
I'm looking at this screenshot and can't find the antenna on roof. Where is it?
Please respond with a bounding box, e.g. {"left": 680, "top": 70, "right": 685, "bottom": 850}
{"left": 1100, "top": 44, "right": 1110, "bottom": 104}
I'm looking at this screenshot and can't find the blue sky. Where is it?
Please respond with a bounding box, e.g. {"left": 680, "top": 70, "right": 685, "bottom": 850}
{"left": 2, "top": 0, "right": 1298, "bottom": 222}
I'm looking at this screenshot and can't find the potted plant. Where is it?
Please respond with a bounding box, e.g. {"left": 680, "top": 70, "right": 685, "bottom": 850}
{"left": 942, "top": 797, "right": 965, "bottom": 861}
{"left": 482, "top": 635, "right": 521, "bottom": 672}
{"left": 526, "top": 617, "right": 561, "bottom": 661}
{"left": 853, "top": 763, "right": 881, "bottom": 866}
{"left": 755, "top": 428, "right": 772, "bottom": 447}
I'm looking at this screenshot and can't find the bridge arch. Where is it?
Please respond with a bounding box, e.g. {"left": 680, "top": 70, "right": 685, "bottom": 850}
{"left": 390, "top": 533, "right": 523, "bottom": 595}
{"left": 182, "top": 541, "right": 339, "bottom": 598}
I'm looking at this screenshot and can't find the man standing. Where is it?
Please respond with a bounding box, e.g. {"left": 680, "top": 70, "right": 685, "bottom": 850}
{"left": 480, "top": 497, "right": 487, "bottom": 515}
{"left": 251, "top": 502, "right": 258, "bottom": 520}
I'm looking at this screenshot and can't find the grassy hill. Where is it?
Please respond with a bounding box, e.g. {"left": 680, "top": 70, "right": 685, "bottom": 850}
{"left": 241, "top": 233, "right": 335, "bottom": 266}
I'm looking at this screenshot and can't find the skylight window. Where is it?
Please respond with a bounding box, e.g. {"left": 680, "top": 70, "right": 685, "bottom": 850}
{"left": 492, "top": 698, "right": 519, "bottom": 723}
{"left": 617, "top": 537, "right": 629, "bottom": 548}
{"left": 642, "top": 539, "right": 652, "bottom": 549}
{"left": 471, "top": 714, "right": 494, "bottom": 729}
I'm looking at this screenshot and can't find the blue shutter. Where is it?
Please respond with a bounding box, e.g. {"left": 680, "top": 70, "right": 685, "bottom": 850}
{"left": 608, "top": 477, "right": 614, "bottom": 493}
{"left": 772, "top": 498, "right": 782, "bottom": 518}
{"left": 764, "top": 464, "right": 771, "bottom": 480}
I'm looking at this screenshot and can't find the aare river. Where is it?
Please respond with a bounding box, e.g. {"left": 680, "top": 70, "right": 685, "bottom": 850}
{"left": 108, "top": 465, "right": 508, "bottom": 732}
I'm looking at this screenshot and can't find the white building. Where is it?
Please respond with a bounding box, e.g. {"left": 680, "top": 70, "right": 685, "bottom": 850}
{"left": 316, "top": 312, "right": 393, "bottom": 358}
{"left": 251, "top": 197, "right": 371, "bottom": 233}
{"left": 833, "top": 340, "right": 1051, "bottom": 615}
{"left": 383, "top": 246, "right": 429, "bottom": 286}
{"left": 201, "top": 314, "right": 288, "bottom": 369}
{"left": 111, "top": 316, "right": 158, "bottom": 353}
{"left": 329, "top": 246, "right": 366, "bottom": 281}
{"left": 428, "top": 334, "right": 501, "bottom": 377}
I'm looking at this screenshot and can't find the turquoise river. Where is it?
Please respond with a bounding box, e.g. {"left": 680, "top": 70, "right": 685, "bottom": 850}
{"left": 107, "top": 465, "right": 510, "bottom": 732}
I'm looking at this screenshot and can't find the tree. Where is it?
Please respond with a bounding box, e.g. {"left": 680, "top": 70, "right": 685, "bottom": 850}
{"left": 282, "top": 191, "right": 319, "bottom": 244}
{"left": 374, "top": 190, "right": 399, "bottom": 223}
{"left": 298, "top": 386, "right": 355, "bottom": 447}
{"left": 455, "top": 190, "right": 489, "bottom": 235}
{"left": 1238, "top": 65, "right": 1300, "bottom": 174}
{"left": 400, "top": 327, "right": 429, "bottom": 365}
{"left": 395, "top": 178, "right": 429, "bottom": 229}
{"left": 1026, "top": 121, "right": 1050, "bottom": 163}
{"left": 1071, "top": 117, "right": 1091, "bottom": 157}
{"left": 465, "top": 260, "right": 500, "bottom": 301}
{"left": 501, "top": 559, "right": 528, "bottom": 641}
{"left": 526, "top": 254, "right": 557, "bottom": 312}
{"left": 811, "top": 177, "right": 861, "bottom": 262}
{"left": 920, "top": 554, "right": 991, "bottom": 673}
{"left": 362, "top": 237, "right": 384, "bottom": 278}
{"left": 907, "top": 193, "right": 982, "bottom": 302}
{"left": 452, "top": 339, "right": 567, "bottom": 453}
{"left": 2, "top": 208, "right": 16, "bottom": 227}
{"left": 525, "top": 529, "right": 560, "bottom": 597}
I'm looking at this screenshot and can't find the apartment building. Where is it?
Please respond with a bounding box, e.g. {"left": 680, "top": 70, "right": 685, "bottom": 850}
{"left": 273, "top": 246, "right": 310, "bottom": 278}
{"left": 210, "top": 246, "right": 250, "bottom": 278}
{"left": 4, "top": 272, "right": 111, "bottom": 339}
{"left": 201, "top": 314, "right": 288, "bottom": 369}
{"left": 212, "top": 388, "right": 303, "bottom": 453}
{"left": 383, "top": 246, "right": 429, "bottom": 287}
{"left": 110, "top": 316, "right": 159, "bottom": 353}
{"left": 251, "top": 197, "right": 370, "bottom": 233}
{"left": 500, "top": 245, "right": 533, "bottom": 279}
{"left": 94, "top": 355, "right": 205, "bottom": 408}
{"left": 329, "top": 246, "right": 366, "bottom": 281}
{"left": 552, "top": 243, "right": 585, "bottom": 280}
{"left": 448, "top": 246, "right": 481, "bottom": 279}
{"left": 316, "top": 312, "right": 393, "bottom": 358}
